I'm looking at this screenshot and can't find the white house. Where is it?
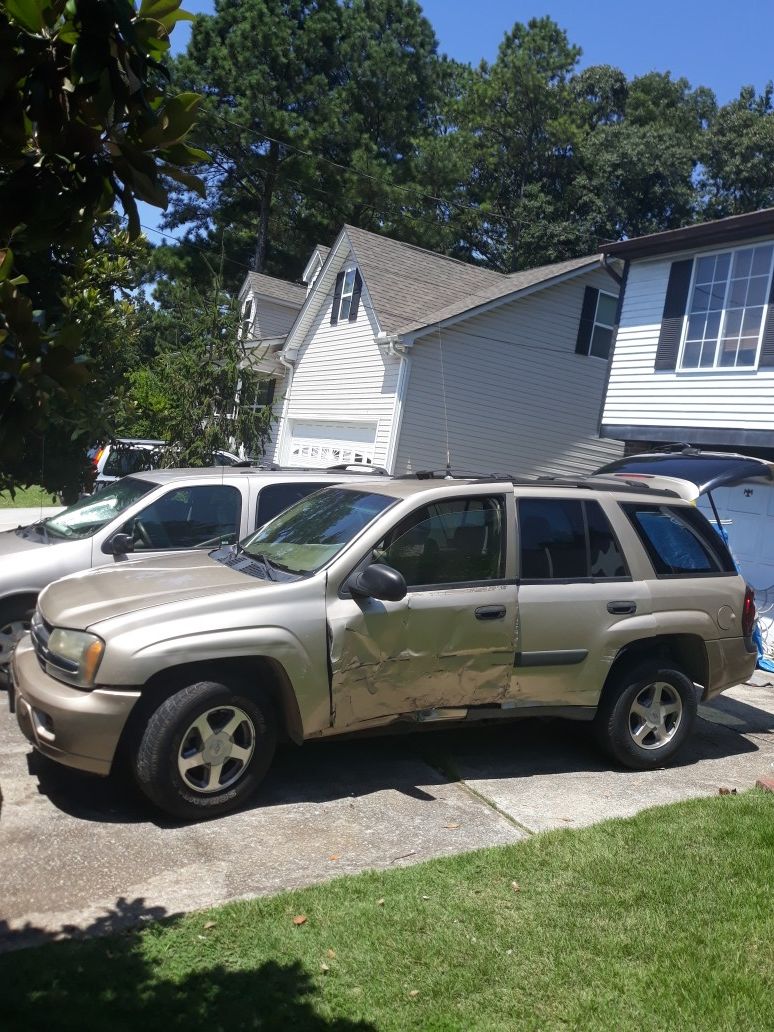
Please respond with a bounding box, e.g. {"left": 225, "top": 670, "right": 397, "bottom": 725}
{"left": 600, "top": 207, "right": 774, "bottom": 457}
{"left": 599, "top": 207, "right": 774, "bottom": 595}
{"left": 239, "top": 225, "right": 624, "bottom": 477}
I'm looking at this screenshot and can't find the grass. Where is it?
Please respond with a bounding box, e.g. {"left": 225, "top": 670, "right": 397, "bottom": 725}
{"left": 0, "top": 485, "right": 60, "bottom": 508}
{"left": 1, "top": 792, "right": 773, "bottom": 1031}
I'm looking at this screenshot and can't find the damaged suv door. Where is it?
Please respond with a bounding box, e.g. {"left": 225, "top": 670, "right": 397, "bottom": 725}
{"left": 327, "top": 489, "right": 518, "bottom": 728}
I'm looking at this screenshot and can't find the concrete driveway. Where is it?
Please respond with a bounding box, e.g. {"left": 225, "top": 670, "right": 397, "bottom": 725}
{"left": 0, "top": 506, "right": 63, "bottom": 534}
{"left": 1, "top": 676, "right": 773, "bottom": 953}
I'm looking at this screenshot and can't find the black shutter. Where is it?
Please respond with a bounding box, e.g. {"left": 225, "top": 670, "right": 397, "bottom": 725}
{"left": 758, "top": 272, "right": 774, "bottom": 367}
{"left": 654, "top": 259, "right": 693, "bottom": 371}
{"left": 349, "top": 270, "right": 363, "bottom": 322}
{"left": 330, "top": 270, "right": 344, "bottom": 325}
{"left": 575, "top": 286, "right": 598, "bottom": 355}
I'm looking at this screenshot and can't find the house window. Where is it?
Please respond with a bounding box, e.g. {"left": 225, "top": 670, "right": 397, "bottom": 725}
{"left": 589, "top": 291, "right": 617, "bottom": 359}
{"left": 330, "top": 267, "right": 362, "bottom": 325}
{"left": 575, "top": 287, "right": 618, "bottom": 360}
{"left": 241, "top": 298, "right": 253, "bottom": 341}
{"left": 680, "top": 243, "right": 774, "bottom": 370}
{"left": 338, "top": 269, "right": 357, "bottom": 320}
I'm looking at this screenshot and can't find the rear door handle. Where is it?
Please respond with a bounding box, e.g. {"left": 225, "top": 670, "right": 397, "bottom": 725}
{"left": 475, "top": 605, "right": 506, "bottom": 620}
{"left": 607, "top": 601, "right": 637, "bottom": 615}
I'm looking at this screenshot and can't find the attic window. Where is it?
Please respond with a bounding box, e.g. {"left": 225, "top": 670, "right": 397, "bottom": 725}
{"left": 241, "top": 298, "right": 253, "bottom": 340}
{"left": 330, "top": 268, "right": 363, "bottom": 325}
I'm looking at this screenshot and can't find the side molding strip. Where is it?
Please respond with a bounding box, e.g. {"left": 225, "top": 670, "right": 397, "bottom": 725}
{"left": 514, "top": 649, "right": 588, "bottom": 668}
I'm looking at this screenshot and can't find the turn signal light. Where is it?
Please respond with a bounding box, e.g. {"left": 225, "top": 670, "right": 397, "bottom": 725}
{"left": 742, "top": 586, "right": 756, "bottom": 637}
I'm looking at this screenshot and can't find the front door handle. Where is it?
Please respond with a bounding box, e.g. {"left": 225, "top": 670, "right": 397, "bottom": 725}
{"left": 607, "top": 601, "right": 637, "bottom": 615}
{"left": 475, "top": 605, "right": 506, "bottom": 620}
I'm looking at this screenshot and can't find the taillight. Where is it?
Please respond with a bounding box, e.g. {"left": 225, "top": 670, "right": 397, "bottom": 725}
{"left": 92, "top": 447, "right": 105, "bottom": 470}
{"left": 742, "top": 586, "right": 756, "bottom": 637}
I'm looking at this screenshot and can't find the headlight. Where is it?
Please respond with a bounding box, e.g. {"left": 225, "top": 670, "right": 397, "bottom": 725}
{"left": 47, "top": 628, "right": 105, "bottom": 687}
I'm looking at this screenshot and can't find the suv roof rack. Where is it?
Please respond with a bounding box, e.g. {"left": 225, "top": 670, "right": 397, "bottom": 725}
{"left": 244, "top": 463, "right": 389, "bottom": 475}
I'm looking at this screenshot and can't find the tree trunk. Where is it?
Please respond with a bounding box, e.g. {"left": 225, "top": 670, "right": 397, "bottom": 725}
{"left": 254, "top": 140, "right": 279, "bottom": 273}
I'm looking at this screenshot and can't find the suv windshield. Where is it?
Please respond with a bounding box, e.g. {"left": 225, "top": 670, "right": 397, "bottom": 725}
{"left": 46, "top": 477, "right": 155, "bottom": 540}
{"left": 241, "top": 488, "right": 396, "bottom": 574}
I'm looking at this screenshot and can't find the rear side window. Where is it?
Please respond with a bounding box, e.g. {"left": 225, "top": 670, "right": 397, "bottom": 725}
{"left": 256, "top": 482, "right": 328, "bottom": 528}
{"left": 622, "top": 503, "right": 736, "bottom": 576}
{"left": 519, "top": 498, "right": 628, "bottom": 581}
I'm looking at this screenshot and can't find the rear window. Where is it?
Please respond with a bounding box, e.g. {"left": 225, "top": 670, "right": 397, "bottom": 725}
{"left": 622, "top": 503, "right": 736, "bottom": 576}
{"left": 255, "top": 482, "right": 329, "bottom": 528}
{"left": 518, "top": 498, "right": 629, "bottom": 581}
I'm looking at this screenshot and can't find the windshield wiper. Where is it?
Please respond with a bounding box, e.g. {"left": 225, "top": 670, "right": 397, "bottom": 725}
{"left": 246, "top": 551, "right": 277, "bottom": 581}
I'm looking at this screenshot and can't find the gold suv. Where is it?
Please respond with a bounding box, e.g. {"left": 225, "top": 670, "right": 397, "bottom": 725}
{"left": 10, "top": 476, "right": 757, "bottom": 820}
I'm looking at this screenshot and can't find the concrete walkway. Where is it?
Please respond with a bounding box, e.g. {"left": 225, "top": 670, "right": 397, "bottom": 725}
{"left": 0, "top": 507, "right": 63, "bottom": 533}
{"left": 1, "top": 675, "right": 772, "bottom": 952}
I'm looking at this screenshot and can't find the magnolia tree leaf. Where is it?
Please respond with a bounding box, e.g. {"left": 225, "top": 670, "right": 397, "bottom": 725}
{"left": 4, "top": 0, "right": 46, "bottom": 34}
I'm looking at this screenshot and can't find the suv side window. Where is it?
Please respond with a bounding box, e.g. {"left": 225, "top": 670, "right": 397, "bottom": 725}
{"left": 121, "top": 485, "right": 241, "bottom": 550}
{"left": 622, "top": 503, "right": 736, "bottom": 576}
{"left": 256, "top": 483, "right": 328, "bottom": 528}
{"left": 519, "top": 498, "right": 628, "bottom": 580}
{"left": 374, "top": 496, "right": 506, "bottom": 587}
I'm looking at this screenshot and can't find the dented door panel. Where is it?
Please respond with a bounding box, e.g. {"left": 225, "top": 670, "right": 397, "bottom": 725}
{"left": 327, "top": 582, "right": 518, "bottom": 729}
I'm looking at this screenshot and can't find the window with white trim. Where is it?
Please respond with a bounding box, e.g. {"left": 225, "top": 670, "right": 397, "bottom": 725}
{"left": 241, "top": 298, "right": 253, "bottom": 340}
{"left": 679, "top": 243, "right": 774, "bottom": 370}
{"left": 337, "top": 268, "right": 357, "bottom": 321}
{"left": 589, "top": 290, "right": 617, "bottom": 359}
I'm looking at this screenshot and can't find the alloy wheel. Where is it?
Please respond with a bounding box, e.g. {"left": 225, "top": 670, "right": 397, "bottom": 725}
{"left": 628, "top": 681, "right": 683, "bottom": 751}
{"left": 177, "top": 705, "right": 256, "bottom": 793}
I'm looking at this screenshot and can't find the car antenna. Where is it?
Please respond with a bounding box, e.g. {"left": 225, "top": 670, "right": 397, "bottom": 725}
{"left": 436, "top": 321, "right": 453, "bottom": 478}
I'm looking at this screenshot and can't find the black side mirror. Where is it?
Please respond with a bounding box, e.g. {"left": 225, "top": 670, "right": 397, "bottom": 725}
{"left": 348, "top": 562, "right": 407, "bottom": 602}
{"left": 102, "top": 532, "right": 135, "bottom": 556}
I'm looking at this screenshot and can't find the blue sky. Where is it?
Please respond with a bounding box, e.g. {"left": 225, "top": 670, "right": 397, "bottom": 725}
{"left": 139, "top": 0, "right": 773, "bottom": 241}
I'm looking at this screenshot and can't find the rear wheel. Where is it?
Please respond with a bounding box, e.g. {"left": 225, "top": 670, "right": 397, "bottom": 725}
{"left": 0, "top": 600, "right": 35, "bottom": 685}
{"left": 594, "top": 662, "right": 698, "bottom": 769}
{"left": 133, "top": 680, "right": 277, "bottom": 820}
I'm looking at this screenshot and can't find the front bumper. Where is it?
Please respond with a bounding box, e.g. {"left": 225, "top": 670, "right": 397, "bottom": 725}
{"left": 11, "top": 635, "right": 140, "bottom": 776}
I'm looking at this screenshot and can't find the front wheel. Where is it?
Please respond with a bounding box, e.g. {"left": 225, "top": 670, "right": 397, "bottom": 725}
{"left": 133, "top": 680, "right": 277, "bottom": 820}
{"left": 594, "top": 663, "right": 698, "bottom": 769}
{"left": 0, "top": 600, "right": 34, "bottom": 685}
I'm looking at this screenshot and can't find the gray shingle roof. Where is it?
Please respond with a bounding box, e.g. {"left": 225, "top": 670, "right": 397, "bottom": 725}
{"left": 343, "top": 225, "right": 504, "bottom": 334}
{"left": 396, "top": 253, "right": 602, "bottom": 335}
{"left": 342, "top": 225, "right": 599, "bottom": 335}
{"left": 246, "top": 272, "right": 306, "bottom": 307}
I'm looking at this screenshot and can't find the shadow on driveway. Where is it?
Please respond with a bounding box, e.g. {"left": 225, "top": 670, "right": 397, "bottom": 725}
{"left": 25, "top": 703, "right": 764, "bottom": 827}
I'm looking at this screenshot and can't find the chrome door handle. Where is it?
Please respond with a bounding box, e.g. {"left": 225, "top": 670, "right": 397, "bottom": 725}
{"left": 475, "top": 605, "right": 506, "bottom": 620}
{"left": 607, "top": 601, "right": 636, "bottom": 615}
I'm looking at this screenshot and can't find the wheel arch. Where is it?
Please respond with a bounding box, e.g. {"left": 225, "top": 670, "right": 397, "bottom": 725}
{"left": 0, "top": 591, "right": 39, "bottom": 618}
{"left": 119, "top": 655, "right": 303, "bottom": 759}
{"left": 602, "top": 634, "right": 709, "bottom": 703}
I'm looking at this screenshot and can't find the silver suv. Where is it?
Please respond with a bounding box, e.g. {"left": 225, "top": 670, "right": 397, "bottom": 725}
{"left": 0, "top": 466, "right": 384, "bottom": 680}
{"left": 10, "top": 476, "right": 756, "bottom": 820}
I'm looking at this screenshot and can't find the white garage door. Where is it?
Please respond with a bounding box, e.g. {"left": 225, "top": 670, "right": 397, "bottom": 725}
{"left": 286, "top": 421, "right": 376, "bottom": 468}
{"left": 698, "top": 480, "right": 774, "bottom": 589}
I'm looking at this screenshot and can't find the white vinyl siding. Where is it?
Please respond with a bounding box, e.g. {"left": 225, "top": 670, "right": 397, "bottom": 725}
{"left": 393, "top": 270, "right": 622, "bottom": 477}
{"left": 602, "top": 237, "right": 774, "bottom": 433}
{"left": 273, "top": 255, "right": 400, "bottom": 467}
{"left": 250, "top": 298, "right": 299, "bottom": 341}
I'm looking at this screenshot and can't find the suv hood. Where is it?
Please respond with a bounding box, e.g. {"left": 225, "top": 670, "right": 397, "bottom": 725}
{"left": 38, "top": 551, "right": 268, "bottom": 629}
{"left": 0, "top": 526, "right": 51, "bottom": 555}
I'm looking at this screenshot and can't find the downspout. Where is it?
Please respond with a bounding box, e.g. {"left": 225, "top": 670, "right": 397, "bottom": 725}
{"left": 379, "top": 333, "right": 410, "bottom": 474}
{"left": 274, "top": 351, "right": 295, "bottom": 466}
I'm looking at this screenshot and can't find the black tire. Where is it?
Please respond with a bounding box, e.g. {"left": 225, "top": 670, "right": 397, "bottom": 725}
{"left": 594, "top": 662, "right": 698, "bottom": 770}
{"left": 0, "top": 598, "right": 35, "bottom": 686}
{"left": 133, "top": 680, "right": 276, "bottom": 820}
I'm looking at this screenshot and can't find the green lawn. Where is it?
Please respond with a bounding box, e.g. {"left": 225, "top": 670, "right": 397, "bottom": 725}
{"left": 0, "top": 485, "right": 60, "bottom": 508}
{"left": 2, "top": 792, "right": 773, "bottom": 1031}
